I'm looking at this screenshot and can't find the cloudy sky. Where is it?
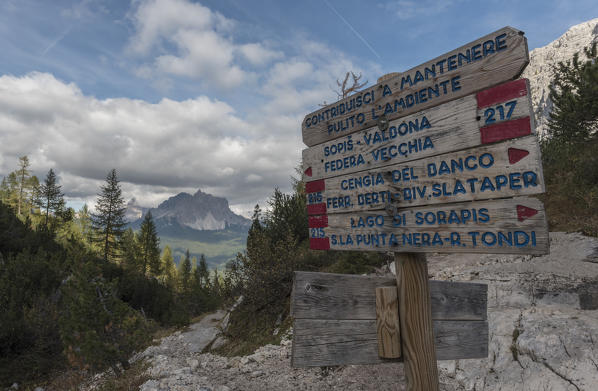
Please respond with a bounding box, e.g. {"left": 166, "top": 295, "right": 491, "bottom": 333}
{"left": 0, "top": 0, "right": 596, "bottom": 216}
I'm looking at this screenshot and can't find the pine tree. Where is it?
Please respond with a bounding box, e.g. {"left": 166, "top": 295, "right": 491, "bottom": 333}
{"left": 16, "top": 156, "right": 31, "bottom": 215}
{"left": 138, "top": 211, "right": 161, "bottom": 276}
{"left": 36, "top": 169, "right": 65, "bottom": 231}
{"left": 541, "top": 41, "right": 598, "bottom": 234}
{"left": 547, "top": 42, "right": 598, "bottom": 144}
{"left": 197, "top": 254, "right": 209, "bottom": 288}
{"left": 92, "top": 169, "right": 126, "bottom": 262}
{"left": 211, "top": 269, "right": 221, "bottom": 297}
{"left": 120, "top": 228, "right": 141, "bottom": 272}
{"left": 179, "top": 249, "right": 192, "bottom": 292}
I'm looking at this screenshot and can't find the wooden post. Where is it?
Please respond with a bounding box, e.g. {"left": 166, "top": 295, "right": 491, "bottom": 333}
{"left": 395, "top": 253, "right": 439, "bottom": 391}
{"left": 375, "top": 286, "right": 401, "bottom": 358}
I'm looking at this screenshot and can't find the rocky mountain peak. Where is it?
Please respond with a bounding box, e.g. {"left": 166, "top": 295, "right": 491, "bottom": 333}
{"left": 125, "top": 197, "right": 149, "bottom": 223}
{"left": 523, "top": 18, "right": 598, "bottom": 137}
{"left": 130, "top": 189, "right": 250, "bottom": 231}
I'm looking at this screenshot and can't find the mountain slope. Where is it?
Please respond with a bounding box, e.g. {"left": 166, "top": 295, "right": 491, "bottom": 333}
{"left": 128, "top": 189, "right": 250, "bottom": 268}
{"left": 523, "top": 18, "right": 598, "bottom": 136}
{"left": 148, "top": 189, "right": 250, "bottom": 231}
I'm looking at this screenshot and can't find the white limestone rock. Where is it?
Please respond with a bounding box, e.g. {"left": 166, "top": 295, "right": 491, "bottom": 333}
{"left": 523, "top": 18, "right": 598, "bottom": 137}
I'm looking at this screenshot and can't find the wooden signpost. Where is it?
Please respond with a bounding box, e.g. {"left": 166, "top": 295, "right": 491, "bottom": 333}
{"left": 302, "top": 27, "right": 529, "bottom": 147}
{"left": 294, "top": 26, "right": 548, "bottom": 391}
{"left": 305, "top": 136, "right": 545, "bottom": 214}
{"left": 303, "top": 78, "right": 534, "bottom": 181}
{"left": 308, "top": 196, "right": 548, "bottom": 254}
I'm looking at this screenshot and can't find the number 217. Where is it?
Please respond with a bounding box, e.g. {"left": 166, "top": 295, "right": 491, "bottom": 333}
{"left": 484, "top": 100, "right": 517, "bottom": 125}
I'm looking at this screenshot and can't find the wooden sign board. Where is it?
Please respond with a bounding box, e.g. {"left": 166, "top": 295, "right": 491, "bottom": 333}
{"left": 291, "top": 272, "right": 488, "bottom": 367}
{"left": 303, "top": 78, "right": 534, "bottom": 182}
{"left": 308, "top": 196, "right": 548, "bottom": 254}
{"left": 302, "top": 26, "right": 529, "bottom": 147}
{"left": 306, "top": 136, "right": 544, "bottom": 215}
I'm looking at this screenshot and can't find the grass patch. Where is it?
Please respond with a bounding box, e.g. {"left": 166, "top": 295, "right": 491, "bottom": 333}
{"left": 212, "top": 299, "right": 292, "bottom": 357}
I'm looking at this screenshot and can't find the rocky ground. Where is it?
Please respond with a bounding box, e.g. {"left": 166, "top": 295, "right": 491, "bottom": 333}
{"left": 130, "top": 232, "right": 598, "bottom": 391}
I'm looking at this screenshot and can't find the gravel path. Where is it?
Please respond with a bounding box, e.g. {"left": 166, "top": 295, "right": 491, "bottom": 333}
{"left": 133, "top": 232, "right": 598, "bottom": 391}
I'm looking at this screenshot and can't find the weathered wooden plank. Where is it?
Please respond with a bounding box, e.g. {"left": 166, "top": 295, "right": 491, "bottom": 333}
{"left": 376, "top": 286, "right": 402, "bottom": 358}
{"left": 303, "top": 79, "right": 534, "bottom": 182}
{"left": 292, "top": 319, "right": 488, "bottom": 367}
{"left": 308, "top": 197, "right": 549, "bottom": 254}
{"left": 292, "top": 319, "right": 390, "bottom": 367}
{"left": 395, "top": 254, "right": 439, "bottom": 390}
{"left": 302, "top": 27, "right": 529, "bottom": 146}
{"left": 305, "top": 136, "right": 544, "bottom": 215}
{"left": 291, "top": 272, "right": 487, "bottom": 321}
{"left": 434, "top": 320, "right": 489, "bottom": 361}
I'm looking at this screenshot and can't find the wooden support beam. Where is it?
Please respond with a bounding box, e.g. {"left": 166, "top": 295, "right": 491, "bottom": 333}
{"left": 395, "top": 253, "right": 439, "bottom": 391}
{"left": 376, "top": 286, "right": 401, "bottom": 358}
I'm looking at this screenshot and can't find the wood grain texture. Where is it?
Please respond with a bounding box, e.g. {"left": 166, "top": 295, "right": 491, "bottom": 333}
{"left": 305, "top": 136, "right": 545, "bottom": 214}
{"left": 395, "top": 254, "right": 439, "bottom": 390}
{"left": 308, "top": 197, "right": 549, "bottom": 254}
{"left": 376, "top": 287, "right": 401, "bottom": 358}
{"left": 291, "top": 271, "right": 488, "bottom": 367}
{"left": 291, "top": 271, "right": 487, "bottom": 321}
{"left": 303, "top": 79, "right": 533, "bottom": 182}
{"left": 292, "top": 319, "right": 488, "bottom": 367}
{"left": 302, "top": 27, "right": 529, "bottom": 146}
{"left": 434, "top": 320, "right": 489, "bottom": 361}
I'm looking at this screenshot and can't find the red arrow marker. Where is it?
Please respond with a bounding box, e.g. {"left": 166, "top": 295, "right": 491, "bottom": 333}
{"left": 508, "top": 148, "right": 530, "bottom": 164}
{"left": 517, "top": 205, "right": 538, "bottom": 221}
{"left": 304, "top": 167, "right": 312, "bottom": 177}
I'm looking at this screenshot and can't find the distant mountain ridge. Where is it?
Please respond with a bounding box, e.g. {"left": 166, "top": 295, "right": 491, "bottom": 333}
{"left": 125, "top": 198, "right": 148, "bottom": 223}
{"left": 127, "top": 189, "right": 250, "bottom": 231}
{"left": 126, "top": 189, "right": 249, "bottom": 268}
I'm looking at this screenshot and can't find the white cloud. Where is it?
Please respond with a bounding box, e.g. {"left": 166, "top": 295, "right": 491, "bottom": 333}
{"left": 238, "top": 43, "right": 283, "bottom": 66}
{"left": 127, "top": 0, "right": 230, "bottom": 55}
{"left": 153, "top": 29, "right": 248, "bottom": 88}
{"left": 0, "top": 72, "right": 300, "bottom": 213}
{"left": 0, "top": 3, "right": 383, "bottom": 217}
{"left": 127, "top": 0, "right": 280, "bottom": 89}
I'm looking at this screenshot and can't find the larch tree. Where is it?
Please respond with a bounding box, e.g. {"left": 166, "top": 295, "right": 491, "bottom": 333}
{"left": 160, "top": 245, "right": 177, "bottom": 289}
{"left": 78, "top": 204, "right": 95, "bottom": 247}
{"left": 16, "top": 156, "right": 31, "bottom": 215}
{"left": 120, "top": 228, "right": 140, "bottom": 272}
{"left": 92, "top": 169, "right": 126, "bottom": 262}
